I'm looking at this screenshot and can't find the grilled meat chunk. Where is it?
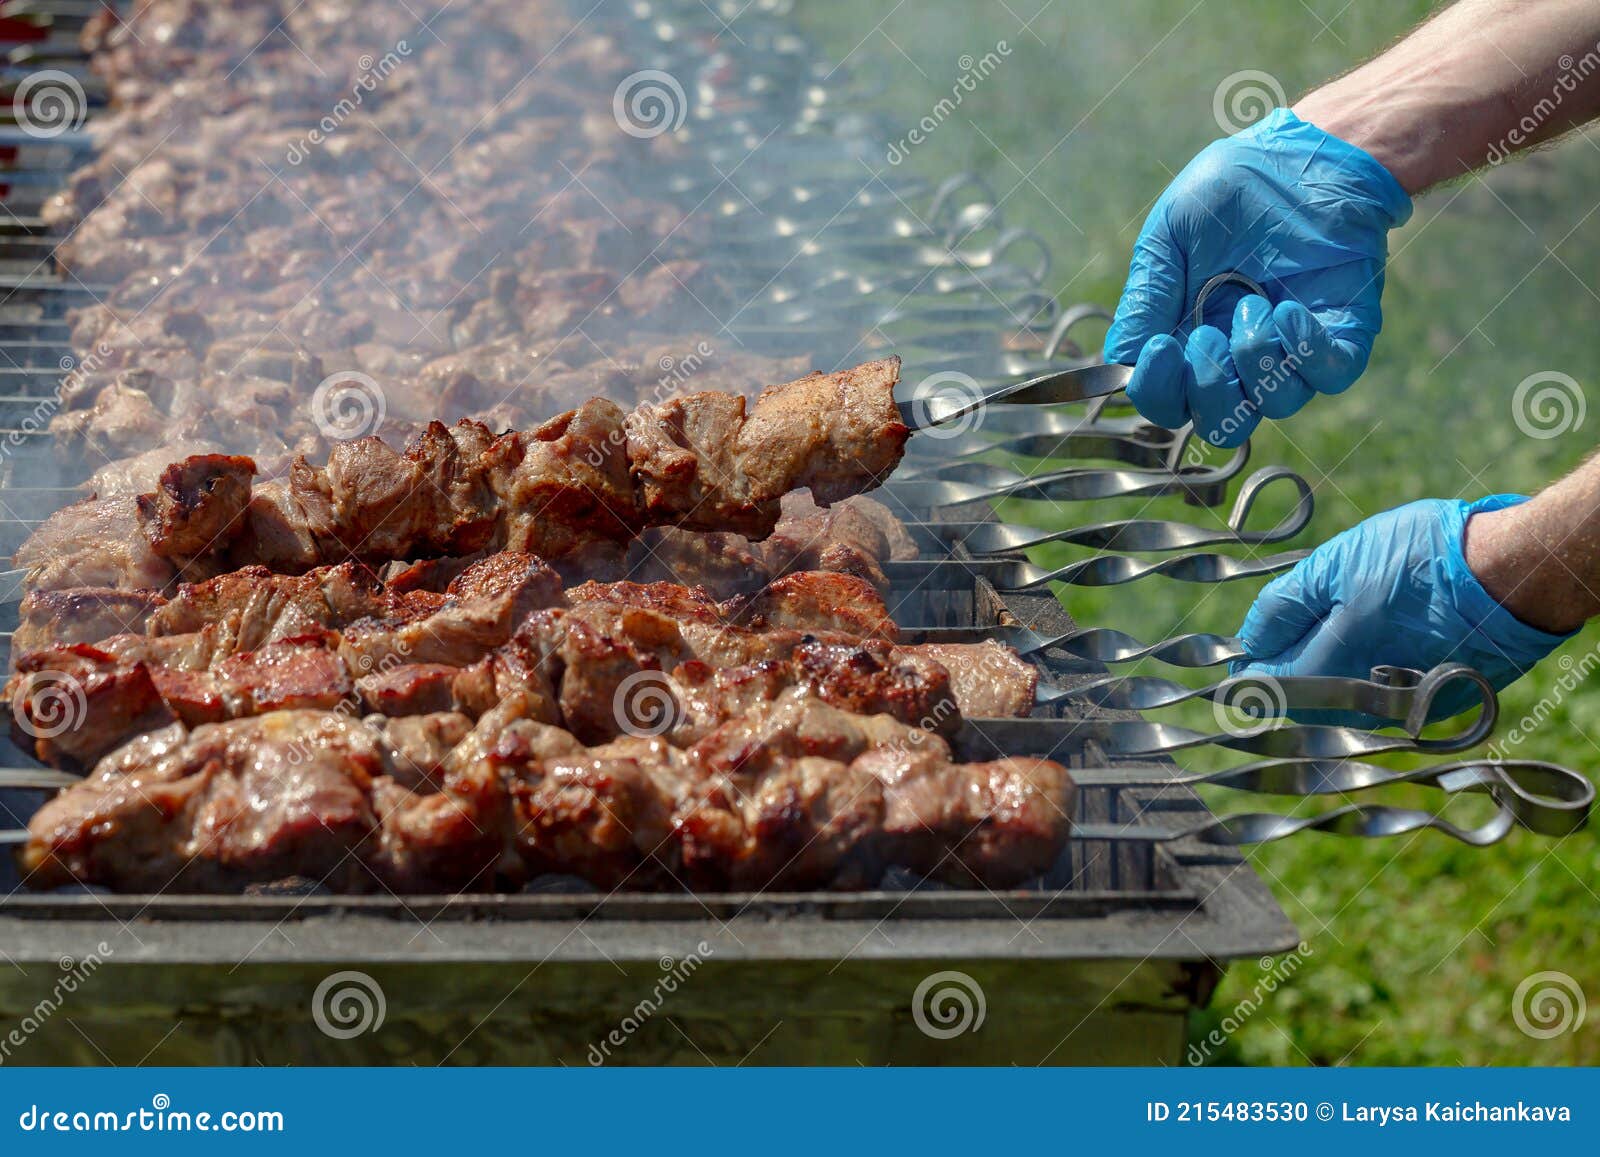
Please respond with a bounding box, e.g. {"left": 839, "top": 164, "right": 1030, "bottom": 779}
{"left": 21, "top": 699, "right": 1073, "bottom": 894}
{"left": 18, "top": 361, "right": 907, "bottom": 596}
{"left": 7, "top": 576, "right": 1036, "bottom": 765}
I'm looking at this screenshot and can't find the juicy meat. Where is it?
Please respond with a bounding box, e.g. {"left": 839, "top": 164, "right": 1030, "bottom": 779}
{"left": 21, "top": 699, "right": 1073, "bottom": 894}
{"left": 15, "top": 552, "right": 565, "bottom": 659}
{"left": 136, "top": 453, "right": 256, "bottom": 564}
{"left": 626, "top": 492, "right": 917, "bottom": 596}
{"left": 19, "top": 360, "right": 907, "bottom": 596}
{"left": 914, "top": 641, "right": 1041, "bottom": 718}
{"left": 14, "top": 496, "right": 179, "bottom": 594}
{"left": 7, "top": 575, "right": 1039, "bottom": 765}
{"left": 625, "top": 357, "right": 907, "bottom": 537}
{"left": 13, "top": 588, "right": 171, "bottom": 654}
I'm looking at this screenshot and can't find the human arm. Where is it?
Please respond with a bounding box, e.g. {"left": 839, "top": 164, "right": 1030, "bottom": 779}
{"left": 1230, "top": 453, "right": 1600, "bottom": 719}
{"left": 1106, "top": 0, "right": 1600, "bottom": 446}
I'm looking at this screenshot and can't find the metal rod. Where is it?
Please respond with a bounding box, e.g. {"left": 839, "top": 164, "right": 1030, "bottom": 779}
{"left": 911, "top": 466, "right": 1313, "bottom": 554}
{"left": 884, "top": 548, "right": 1307, "bottom": 592}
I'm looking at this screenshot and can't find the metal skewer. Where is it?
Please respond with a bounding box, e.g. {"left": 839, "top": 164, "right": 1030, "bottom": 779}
{"left": 900, "top": 624, "right": 1247, "bottom": 667}
{"left": 1065, "top": 663, "right": 1487, "bottom": 722}
{"left": 908, "top": 466, "right": 1313, "bottom": 554}
{"left": 884, "top": 548, "right": 1306, "bottom": 592}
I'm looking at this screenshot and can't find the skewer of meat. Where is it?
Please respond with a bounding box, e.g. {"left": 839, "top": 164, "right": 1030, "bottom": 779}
{"left": 15, "top": 358, "right": 909, "bottom": 596}
{"left": 18, "top": 694, "right": 1074, "bottom": 895}
{"left": 9, "top": 575, "right": 1036, "bottom": 767}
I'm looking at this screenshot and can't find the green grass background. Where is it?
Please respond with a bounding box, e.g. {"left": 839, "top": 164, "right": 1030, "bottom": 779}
{"left": 792, "top": 0, "right": 1600, "bottom": 1064}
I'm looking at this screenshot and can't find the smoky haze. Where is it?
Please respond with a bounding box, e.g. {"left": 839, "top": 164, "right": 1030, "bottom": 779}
{"left": 36, "top": 0, "right": 1061, "bottom": 500}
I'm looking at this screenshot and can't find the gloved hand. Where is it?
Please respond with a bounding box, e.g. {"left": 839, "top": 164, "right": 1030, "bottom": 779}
{"left": 1105, "top": 108, "right": 1413, "bottom": 448}
{"left": 1232, "top": 496, "right": 1574, "bottom": 725}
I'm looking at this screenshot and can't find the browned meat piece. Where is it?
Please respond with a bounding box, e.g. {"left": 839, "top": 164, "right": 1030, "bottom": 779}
{"left": 21, "top": 364, "right": 908, "bottom": 595}
{"left": 754, "top": 491, "right": 915, "bottom": 590}
{"left": 491, "top": 400, "right": 639, "bottom": 558}
{"left": 15, "top": 496, "right": 180, "bottom": 594}
{"left": 914, "top": 641, "right": 1042, "bottom": 718}
{"left": 566, "top": 570, "right": 898, "bottom": 641}
{"left": 623, "top": 355, "right": 907, "bottom": 537}
{"left": 739, "top": 358, "right": 909, "bottom": 507}
{"left": 14, "top": 588, "right": 170, "bottom": 654}
{"left": 11, "top": 645, "right": 178, "bottom": 769}
{"left": 136, "top": 454, "right": 256, "bottom": 566}
{"left": 725, "top": 571, "right": 898, "bottom": 639}
{"left": 7, "top": 587, "right": 1033, "bottom": 766}
{"left": 20, "top": 711, "right": 504, "bottom": 894}
{"left": 624, "top": 492, "right": 920, "bottom": 597}
{"left": 21, "top": 699, "right": 1074, "bottom": 894}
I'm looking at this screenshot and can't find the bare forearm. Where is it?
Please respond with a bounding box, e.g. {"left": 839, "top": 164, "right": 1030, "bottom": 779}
{"left": 1466, "top": 453, "right": 1600, "bottom": 633}
{"left": 1295, "top": 0, "right": 1600, "bottom": 194}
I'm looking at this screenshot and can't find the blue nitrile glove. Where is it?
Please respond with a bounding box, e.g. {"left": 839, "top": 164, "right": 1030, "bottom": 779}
{"left": 1105, "top": 108, "right": 1413, "bottom": 448}
{"left": 1230, "top": 496, "right": 1574, "bottom": 726}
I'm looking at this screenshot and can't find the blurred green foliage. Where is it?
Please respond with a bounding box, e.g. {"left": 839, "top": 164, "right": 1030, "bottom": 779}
{"left": 797, "top": 0, "right": 1599, "bottom": 1064}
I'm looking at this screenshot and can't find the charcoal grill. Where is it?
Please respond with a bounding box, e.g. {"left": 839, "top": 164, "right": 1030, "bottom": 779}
{"left": 0, "top": 0, "right": 1585, "bottom": 1066}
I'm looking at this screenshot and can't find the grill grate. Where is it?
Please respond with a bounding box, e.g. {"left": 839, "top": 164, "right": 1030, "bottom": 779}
{"left": 0, "top": 0, "right": 1297, "bottom": 959}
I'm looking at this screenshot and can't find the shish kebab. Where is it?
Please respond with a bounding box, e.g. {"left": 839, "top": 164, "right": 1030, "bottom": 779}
{"left": 17, "top": 693, "right": 1074, "bottom": 895}
{"left": 9, "top": 563, "right": 1039, "bottom": 769}
{"left": 14, "top": 358, "right": 909, "bottom": 595}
